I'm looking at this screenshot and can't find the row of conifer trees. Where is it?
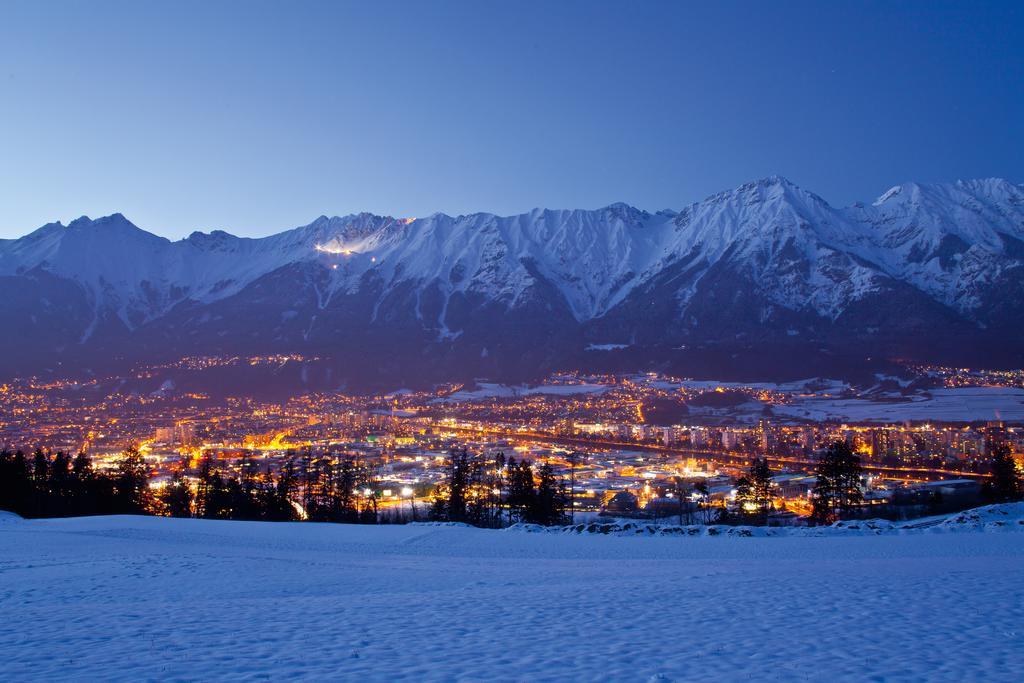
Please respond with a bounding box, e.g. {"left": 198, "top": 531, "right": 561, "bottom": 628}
{"left": 0, "top": 447, "right": 150, "bottom": 519}
{"left": 429, "top": 449, "right": 569, "bottom": 527}
{"left": 4, "top": 442, "right": 1018, "bottom": 526}
{"left": 729, "top": 441, "right": 1022, "bottom": 525}
{"left": 0, "top": 446, "right": 570, "bottom": 526}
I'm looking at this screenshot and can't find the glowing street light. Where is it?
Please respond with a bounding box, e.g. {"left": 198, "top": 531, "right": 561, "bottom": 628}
{"left": 401, "top": 486, "right": 416, "bottom": 521}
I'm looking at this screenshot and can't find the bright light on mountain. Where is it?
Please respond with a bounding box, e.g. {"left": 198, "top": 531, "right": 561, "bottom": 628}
{"left": 314, "top": 243, "right": 353, "bottom": 256}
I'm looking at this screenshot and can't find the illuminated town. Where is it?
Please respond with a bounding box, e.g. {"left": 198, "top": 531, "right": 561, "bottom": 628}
{"left": 4, "top": 355, "right": 1021, "bottom": 524}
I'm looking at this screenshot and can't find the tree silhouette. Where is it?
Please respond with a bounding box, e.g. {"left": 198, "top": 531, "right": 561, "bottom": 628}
{"left": 984, "top": 444, "right": 1022, "bottom": 503}
{"left": 161, "top": 470, "right": 194, "bottom": 518}
{"left": 811, "top": 442, "right": 864, "bottom": 524}
{"left": 735, "top": 457, "right": 773, "bottom": 524}
{"left": 113, "top": 445, "right": 152, "bottom": 514}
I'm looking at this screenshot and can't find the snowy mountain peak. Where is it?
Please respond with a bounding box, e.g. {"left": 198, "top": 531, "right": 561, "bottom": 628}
{"left": 738, "top": 175, "right": 810, "bottom": 196}
{"left": 66, "top": 214, "right": 126, "bottom": 229}
{"left": 754, "top": 174, "right": 798, "bottom": 188}
{"left": 865, "top": 178, "right": 1022, "bottom": 213}
{"left": 954, "top": 177, "right": 1023, "bottom": 197}
{"left": 0, "top": 175, "right": 1021, "bottom": 372}
{"left": 61, "top": 213, "right": 168, "bottom": 244}
{"left": 186, "top": 229, "right": 240, "bottom": 251}
{"left": 693, "top": 176, "right": 829, "bottom": 212}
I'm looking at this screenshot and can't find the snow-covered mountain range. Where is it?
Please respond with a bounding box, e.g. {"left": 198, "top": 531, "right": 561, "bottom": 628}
{"left": 2, "top": 176, "right": 1022, "bottom": 387}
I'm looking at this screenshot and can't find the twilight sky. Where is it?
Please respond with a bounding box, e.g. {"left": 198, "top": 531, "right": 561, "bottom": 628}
{"left": 0, "top": 0, "right": 1021, "bottom": 239}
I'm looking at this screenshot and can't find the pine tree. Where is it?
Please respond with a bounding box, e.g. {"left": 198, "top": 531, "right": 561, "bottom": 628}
{"left": 734, "top": 475, "right": 753, "bottom": 515}
{"left": 734, "top": 457, "right": 773, "bottom": 524}
{"left": 431, "top": 449, "right": 470, "bottom": 522}
{"left": 114, "top": 445, "right": 152, "bottom": 514}
{"left": 304, "top": 454, "right": 330, "bottom": 522}
{"left": 203, "top": 471, "right": 232, "bottom": 519}
{"left": 334, "top": 458, "right": 361, "bottom": 522}
{"left": 225, "top": 477, "right": 250, "bottom": 520}
{"left": 48, "top": 451, "right": 73, "bottom": 516}
{"left": 529, "top": 463, "right": 565, "bottom": 526}
{"left": 985, "top": 444, "right": 1023, "bottom": 502}
{"left": 0, "top": 450, "right": 32, "bottom": 516}
{"left": 464, "top": 455, "right": 501, "bottom": 528}
{"left": 267, "top": 459, "right": 298, "bottom": 521}
{"left": 484, "top": 451, "right": 506, "bottom": 527}
{"left": 505, "top": 458, "right": 536, "bottom": 523}
{"left": 161, "top": 470, "right": 194, "bottom": 518}
{"left": 750, "top": 457, "right": 774, "bottom": 523}
{"left": 30, "top": 449, "right": 49, "bottom": 516}
{"left": 72, "top": 451, "right": 93, "bottom": 479}
{"left": 237, "top": 452, "right": 260, "bottom": 519}
{"left": 693, "top": 480, "right": 712, "bottom": 524}
{"left": 69, "top": 451, "right": 96, "bottom": 516}
{"left": 32, "top": 448, "right": 48, "bottom": 486}
{"left": 195, "top": 454, "right": 214, "bottom": 518}
{"left": 811, "top": 441, "right": 864, "bottom": 524}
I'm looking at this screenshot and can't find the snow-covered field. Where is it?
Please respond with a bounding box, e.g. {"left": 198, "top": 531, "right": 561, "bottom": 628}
{"left": 772, "top": 386, "right": 1024, "bottom": 423}
{"left": 446, "top": 381, "right": 610, "bottom": 401}
{"left": 443, "top": 375, "right": 1024, "bottom": 423}
{"left": 2, "top": 508, "right": 1024, "bottom": 681}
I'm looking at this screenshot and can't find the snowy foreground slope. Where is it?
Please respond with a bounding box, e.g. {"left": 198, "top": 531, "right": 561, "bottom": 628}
{"left": 2, "top": 507, "right": 1023, "bottom": 682}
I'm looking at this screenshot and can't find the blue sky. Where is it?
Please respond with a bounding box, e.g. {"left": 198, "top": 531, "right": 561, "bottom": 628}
{"left": 0, "top": 0, "right": 1021, "bottom": 238}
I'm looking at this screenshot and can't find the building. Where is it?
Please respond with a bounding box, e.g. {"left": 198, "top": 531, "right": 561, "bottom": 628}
{"left": 603, "top": 491, "right": 639, "bottom": 515}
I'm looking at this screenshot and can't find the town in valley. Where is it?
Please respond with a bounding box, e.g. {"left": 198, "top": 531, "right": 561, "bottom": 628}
{"left": 4, "top": 354, "right": 1022, "bottom": 525}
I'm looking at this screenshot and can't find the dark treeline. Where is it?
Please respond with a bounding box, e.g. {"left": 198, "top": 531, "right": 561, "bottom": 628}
{"left": 727, "top": 441, "right": 1022, "bottom": 525}
{"left": 725, "top": 442, "right": 888, "bottom": 525}
{"left": 1, "top": 446, "right": 574, "bottom": 527}
{"left": 165, "top": 450, "right": 403, "bottom": 523}
{"left": 160, "top": 450, "right": 396, "bottom": 523}
{"left": 4, "top": 441, "right": 1019, "bottom": 527}
{"left": 0, "top": 447, "right": 150, "bottom": 518}
{"left": 168, "top": 452, "right": 297, "bottom": 522}
{"left": 0, "top": 443, "right": 617, "bottom": 530}
{"left": 430, "top": 449, "right": 570, "bottom": 527}
{"left": 0, "top": 447, "right": 386, "bottom": 523}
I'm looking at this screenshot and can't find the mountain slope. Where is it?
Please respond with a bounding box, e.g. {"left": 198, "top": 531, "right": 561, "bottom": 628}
{"left": 1, "top": 176, "right": 1021, "bottom": 386}
{"left": 846, "top": 178, "right": 1024, "bottom": 329}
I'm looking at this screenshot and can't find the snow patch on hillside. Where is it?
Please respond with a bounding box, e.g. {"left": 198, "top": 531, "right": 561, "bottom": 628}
{"left": 446, "top": 381, "right": 610, "bottom": 400}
